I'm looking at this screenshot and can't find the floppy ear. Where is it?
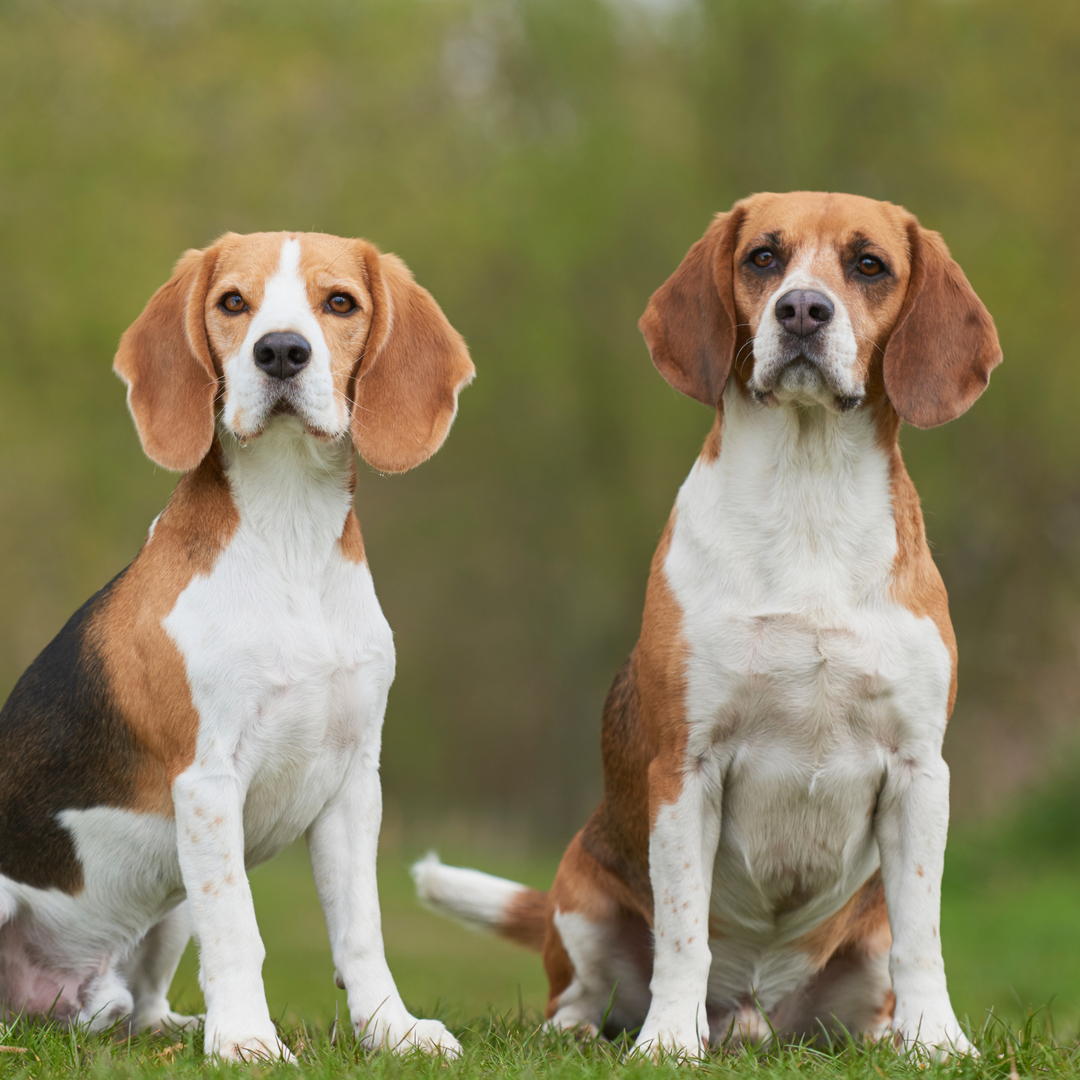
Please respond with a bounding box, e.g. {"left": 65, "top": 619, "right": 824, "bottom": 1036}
{"left": 638, "top": 206, "right": 746, "bottom": 407}
{"left": 351, "top": 248, "right": 475, "bottom": 473}
{"left": 883, "top": 222, "right": 1002, "bottom": 428}
{"left": 113, "top": 247, "right": 220, "bottom": 471}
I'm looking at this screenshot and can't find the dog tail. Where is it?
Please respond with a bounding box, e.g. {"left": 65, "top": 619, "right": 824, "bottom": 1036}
{"left": 411, "top": 852, "right": 548, "bottom": 952}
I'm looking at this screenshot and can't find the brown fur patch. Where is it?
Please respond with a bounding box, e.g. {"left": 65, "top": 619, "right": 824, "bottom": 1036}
{"left": 884, "top": 441, "right": 958, "bottom": 717}
{"left": 637, "top": 516, "right": 693, "bottom": 822}
{"left": 793, "top": 871, "right": 892, "bottom": 968}
{"left": 497, "top": 888, "right": 548, "bottom": 951}
{"left": 700, "top": 407, "right": 723, "bottom": 463}
{"left": 97, "top": 444, "right": 240, "bottom": 813}
{"left": 338, "top": 511, "right": 366, "bottom": 565}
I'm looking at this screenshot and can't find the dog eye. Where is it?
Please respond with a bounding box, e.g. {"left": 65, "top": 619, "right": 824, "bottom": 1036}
{"left": 326, "top": 294, "right": 356, "bottom": 315}
{"left": 857, "top": 256, "right": 884, "bottom": 276}
{"left": 751, "top": 249, "right": 776, "bottom": 269}
{"left": 219, "top": 292, "right": 247, "bottom": 314}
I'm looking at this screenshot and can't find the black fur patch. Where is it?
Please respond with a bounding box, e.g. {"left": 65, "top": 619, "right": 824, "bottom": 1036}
{"left": 0, "top": 570, "right": 137, "bottom": 893}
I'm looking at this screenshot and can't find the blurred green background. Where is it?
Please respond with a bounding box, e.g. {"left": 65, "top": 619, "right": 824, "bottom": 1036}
{"left": 1, "top": 0, "right": 1079, "bottom": 1036}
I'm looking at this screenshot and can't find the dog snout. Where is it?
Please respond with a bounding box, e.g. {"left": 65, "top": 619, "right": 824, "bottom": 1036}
{"left": 253, "top": 332, "right": 311, "bottom": 380}
{"left": 774, "top": 290, "right": 834, "bottom": 338}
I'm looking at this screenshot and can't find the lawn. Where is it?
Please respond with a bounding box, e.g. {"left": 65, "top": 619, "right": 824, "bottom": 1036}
{"left": 3, "top": 817, "right": 1080, "bottom": 1077}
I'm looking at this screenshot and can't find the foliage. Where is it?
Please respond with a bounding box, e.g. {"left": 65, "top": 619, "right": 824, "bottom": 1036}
{"left": 1, "top": 0, "right": 1078, "bottom": 838}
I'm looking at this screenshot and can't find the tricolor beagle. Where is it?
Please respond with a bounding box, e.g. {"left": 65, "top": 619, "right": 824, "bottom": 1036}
{"left": 415, "top": 192, "right": 1001, "bottom": 1057}
{"left": 0, "top": 232, "right": 473, "bottom": 1060}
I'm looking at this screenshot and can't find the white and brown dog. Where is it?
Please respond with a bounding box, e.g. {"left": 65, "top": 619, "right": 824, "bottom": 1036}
{"left": 0, "top": 231, "right": 473, "bottom": 1060}
{"left": 415, "top": 192, "right": 1001, "bottom": 1056}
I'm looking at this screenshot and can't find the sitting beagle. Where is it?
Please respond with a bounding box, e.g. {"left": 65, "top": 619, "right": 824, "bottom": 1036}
{"left": 0, "top": 232, "right": 473, "bottom": 1060}
{"left": 415, "top": 192, "right": 1000, "bottom": 1056}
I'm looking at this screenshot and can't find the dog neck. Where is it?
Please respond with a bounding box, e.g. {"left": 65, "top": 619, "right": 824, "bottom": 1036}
{"left": 676, "top": 384, "right": 898, "bottom": 610}
{"left": 218, "top": 416, "right": 357, "bottom": 571}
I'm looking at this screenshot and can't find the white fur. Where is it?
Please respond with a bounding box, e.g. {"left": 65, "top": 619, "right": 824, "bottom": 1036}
{"left": 159, "top": 420, "right": 457, "bottom": 1060}
{"left": 749, "top": 247, "right": 865, "bottom": 408}
{"left": 412, "top": 854, "right": 527, "bottom": 931}
{"left": 221, "top": 238, "right": 349, "bottom": 441}
{"left": 635, "top": 377, "right": 967, "bottom": 1055}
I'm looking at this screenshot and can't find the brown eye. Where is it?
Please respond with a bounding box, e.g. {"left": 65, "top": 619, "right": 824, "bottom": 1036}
{"left": 858, "top": 256, "right": 884, "bottom": 276}
{"left": 751, "top": 249, "right": 776, "bottom": 269}
{"left": 219, "top": 292, "right": 247, "bottom": 314}
{"left": 326, "top": 293, "right": 356, "bottom": 315}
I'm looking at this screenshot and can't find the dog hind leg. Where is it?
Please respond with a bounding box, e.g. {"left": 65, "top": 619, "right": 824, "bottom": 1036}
{"left": 121, "top": 902, "right": 199, "bottom": 1032}
{"left": 544, "top": 835, "right": 652, "bottom": 1039}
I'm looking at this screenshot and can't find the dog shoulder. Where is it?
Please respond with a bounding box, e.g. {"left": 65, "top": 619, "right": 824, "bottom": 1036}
{"left": 0, "top": 450, "right": 242, "bottom": 893}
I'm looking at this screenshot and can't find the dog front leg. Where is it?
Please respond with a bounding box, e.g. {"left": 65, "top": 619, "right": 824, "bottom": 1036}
{"left": 875, "top": 751, "right": 971, "bottom": 1056}
{"left": 173, "top": 769, "right": 291, "bottom": 1062}
{"left": 635, "top": 758, "right": 721, "bottom": 1059}
{"left": 307, "top": 741, "right": 461, "bottom": 1057}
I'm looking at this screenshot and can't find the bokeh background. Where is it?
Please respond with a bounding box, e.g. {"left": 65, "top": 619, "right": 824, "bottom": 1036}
{"left": 1, "top": 0, "right": 1079, "bottom": 1035}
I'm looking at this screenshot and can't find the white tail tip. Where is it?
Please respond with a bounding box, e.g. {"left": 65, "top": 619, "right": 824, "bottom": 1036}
{"left": 411, "top": 851, "right": 529, "bottom": 932}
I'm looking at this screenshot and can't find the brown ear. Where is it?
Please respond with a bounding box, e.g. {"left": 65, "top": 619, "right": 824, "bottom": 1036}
{"left": 638, "top": 206, "right": 746, "bottom": 407}
{"left": 113, "top": 247, "right": 220, "bottom": 471}
{"left": 351, "top": 248, "right": 475, "bottom": 473}
{"left": 883, "top": 222, "right": 1002, "bottom": 428}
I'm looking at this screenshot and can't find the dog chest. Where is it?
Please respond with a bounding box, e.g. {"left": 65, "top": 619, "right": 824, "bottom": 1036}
{"left": 165, "top": 524, "right": 394, "bottom": 862}
{"left": 662, "top": 400, "right": 953, "bottom": 939}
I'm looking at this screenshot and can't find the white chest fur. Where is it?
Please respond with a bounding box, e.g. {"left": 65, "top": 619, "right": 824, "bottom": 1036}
{"left": 165, "top": 421, "right": 394, "bottom": 865}
{"left": 664, "top": 387, "right": 952, "bottom": 1005}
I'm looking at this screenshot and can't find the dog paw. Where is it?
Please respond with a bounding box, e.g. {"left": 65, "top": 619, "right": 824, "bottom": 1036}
{"left": 136, "top": 999, "right": 201, "bottom": 1033}
{"left": 893, "top": 1011, "right": 976, "bottom": 1059}
{"left": 355, "top": 1012, "right": 461, "bottom": 1057}
{"left": 205, "top": 1023, "right": 295, "bottom": 1063}
{"left": 634, "top": 1011, "right": 709, "bottom": 1061}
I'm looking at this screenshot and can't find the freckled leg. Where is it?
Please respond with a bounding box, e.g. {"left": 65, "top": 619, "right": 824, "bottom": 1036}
{"left": 307, "top": 740, "right": 460, "bottom": 1057}
{"left": 875, "top": 753, "right": 971, "bottom": 1056}
{"left": 122, "top": 902, "right": 200, "bottom": 1032}
{"left": 635, "top": 762, "right": 722, "bottom": 1059}
{"left": 173, "top": 769, "right": 292, "bottom": 1062}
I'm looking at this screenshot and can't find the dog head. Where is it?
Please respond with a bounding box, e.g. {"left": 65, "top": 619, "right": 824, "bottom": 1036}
{"left": 114, "top": 232, "right": 475, "bottom": 472}
{"left": 639, "top": 191, "right": 1001, "bottom": 427}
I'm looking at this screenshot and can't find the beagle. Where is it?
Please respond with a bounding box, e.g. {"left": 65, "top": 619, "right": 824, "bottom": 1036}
{"left": 415, "top": 192, "right": 1001, "bottom": 1057}
{"left": 0, "top": 231, "right": 473, "bottom": 1060}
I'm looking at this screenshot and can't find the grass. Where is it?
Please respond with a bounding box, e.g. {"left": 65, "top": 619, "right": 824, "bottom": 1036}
{"left": 5, "top": 806, "right": 1080, "bottom": 1077}
{"left": 0, "top": 1003, "right": 1076, "bottom": 1080}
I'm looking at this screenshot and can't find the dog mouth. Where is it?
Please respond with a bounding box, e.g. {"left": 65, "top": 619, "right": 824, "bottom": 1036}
{"left": 229, "top": 397, "right": 343, "bottom": 444}
{"left": 750, "top": 352, "right": 863, "bottom": 413}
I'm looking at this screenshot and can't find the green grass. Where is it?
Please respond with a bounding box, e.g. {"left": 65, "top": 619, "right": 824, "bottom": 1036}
{"left": 0, "top": 1003, "right": 1076, "bottom": 1080}
{"left": 5, "top": 820, "right": 1080, "bottom": 1076}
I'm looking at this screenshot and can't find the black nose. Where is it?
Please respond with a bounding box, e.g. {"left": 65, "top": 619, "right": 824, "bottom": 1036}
{"left": 774, "top": 290, "right": 834, "bottom": 337}
{"left": 253, "top": 332, "right": 311, "bottom": 380}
